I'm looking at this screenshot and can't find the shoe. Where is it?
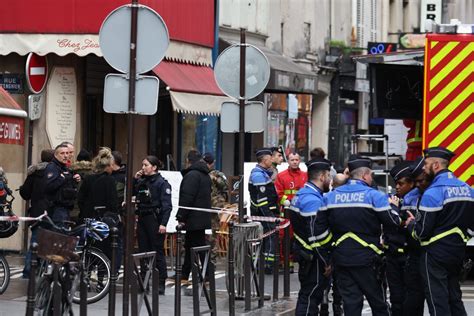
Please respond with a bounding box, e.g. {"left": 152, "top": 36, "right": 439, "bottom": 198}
{"left": 264, "top": 267, "right": 273, "bottom": 275}
{"left": 180, "top": 279, "right": 191, "bottom": 286}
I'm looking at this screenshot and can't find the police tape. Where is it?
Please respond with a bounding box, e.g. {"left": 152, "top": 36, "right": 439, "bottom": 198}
{"left": 177, "top": 205, "right": 289, "bottom": 224}
{"left": 0, "top": 211, "right": 48, "bottom": 222}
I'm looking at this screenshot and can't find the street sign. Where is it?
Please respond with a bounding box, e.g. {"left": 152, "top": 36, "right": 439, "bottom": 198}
{"left": 214, "top": 44, "right": 270, "bottom": 99}
{"left": 99, "top": 4, "right": 169, "bottom": 74}
{"left": 103, "top": 74, "right": 159, "bottom": 115}
{"left": 25, "top": 53, "right": 48, "bottom": 94}
{"left": 28, "top": 93, "right": 44, "bottom": 121}
{"left": 220, "top": 101, "right": 264, "bottom": 133}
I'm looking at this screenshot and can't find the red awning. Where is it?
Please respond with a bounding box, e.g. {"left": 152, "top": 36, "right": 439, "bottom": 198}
{"left": 153, "top": 61, "right": 231, "bottom": 116}
{"left": 0, "top": 87, "right": 27, "bottom": 118}
{"left": 153, "top": 61, "right": 223, "bottom": 96}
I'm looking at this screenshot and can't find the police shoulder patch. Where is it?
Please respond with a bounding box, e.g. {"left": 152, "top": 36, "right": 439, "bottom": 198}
{"left": 47, "top": 172, "right": 54, "bottom": 178}
{"left": 259, "top": 186, "right": 266, "bottom": 193}
{"left": 166, "top": 188, "right": 171, "bottom": 195}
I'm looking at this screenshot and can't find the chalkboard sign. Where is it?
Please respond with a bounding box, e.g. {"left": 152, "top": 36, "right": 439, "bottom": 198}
{"left": 370, "top": 64, "right": 423, "bottom": 119}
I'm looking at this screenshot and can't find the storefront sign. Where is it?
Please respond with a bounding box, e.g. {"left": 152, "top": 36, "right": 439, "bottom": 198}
{"left": 0, "top": 74, "right": 23, "bottom": 94}
{"left": 272, "top": 71, "right": 317, "bottom": 94}
{"left": 46, "top": 67, "right": 77, "bottom": 148}
{"left": 399, "top": 33, "right": 427, "bottom": 49}
{"left": 0, "top": 115, "right": 24, "bottom": 145}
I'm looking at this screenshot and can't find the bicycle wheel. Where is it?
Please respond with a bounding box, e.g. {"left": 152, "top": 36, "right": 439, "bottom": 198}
{"left": 72, "top": 248, "right": 111, "bottom": 304}
{"left": 0, "top": 254, "right": 10, "bottom": 294}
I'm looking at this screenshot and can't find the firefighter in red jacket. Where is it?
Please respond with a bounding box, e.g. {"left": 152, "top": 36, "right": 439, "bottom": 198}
{"left": 275, "top": 152, "right": 307, "bottom": 272}
{"left": 403, "top": 119, "right": 422, "bottom": 160}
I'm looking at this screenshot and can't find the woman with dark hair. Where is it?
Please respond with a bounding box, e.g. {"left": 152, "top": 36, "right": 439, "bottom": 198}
{"left": 78, "top": 148, "right": 120, "bottom": 269}
{"left": 134, "top": 155, "right": 172, "bottom": 295}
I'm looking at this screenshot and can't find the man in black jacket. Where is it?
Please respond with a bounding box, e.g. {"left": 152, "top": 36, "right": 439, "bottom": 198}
{"left": 20, "top": 148, "right": 54, "bottom": 278}
{"left": 176, "top": 150, "right": 212, "bottom": 285}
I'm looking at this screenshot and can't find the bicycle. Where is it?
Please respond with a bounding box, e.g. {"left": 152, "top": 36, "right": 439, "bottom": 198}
{"left": 0, "top": 195, "right": 19, "bottom": 294}
{"left": 33, "top": 216, "right": 111, "bottom": 315}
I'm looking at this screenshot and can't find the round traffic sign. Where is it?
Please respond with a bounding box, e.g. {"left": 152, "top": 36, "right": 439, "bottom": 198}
{"left": 214, "top": 44, "right": 270, "bottom": 99}
{"left": 99, "top": 4, "right": 169, "bottom": 74}
{"left": 25, "top": 53, "right": 48, "bottom": 94}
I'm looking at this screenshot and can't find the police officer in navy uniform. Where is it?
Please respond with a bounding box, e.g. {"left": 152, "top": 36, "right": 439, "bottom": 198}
{"left": 385, "top": 161, "right": 415, "bottom": 316}
{"left": 408, "top": 147, "right": 474, "bottom": 316}
{"left": 316, "top": 156, "right": 410, "bottom": 316}
{"left": 45, "top": 143, "right": 81, "bottom": 225}
{"left": 402, "top": 157, "right": 427, "bottom": 316}
{"left": 249, "top": 148, "right": 279, "bottom": 272}
{"left": 290, "top": 158, "right": 333, "bottom": 316}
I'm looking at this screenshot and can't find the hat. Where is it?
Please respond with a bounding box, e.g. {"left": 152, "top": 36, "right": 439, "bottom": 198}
{"left": 203, "top": 152, "right": 215, "bottom": 164}
{"left": 271, "top": 146, "right": 283, "bottom": 154}
{"left": 390, "top": 161, "right": 413, "bottom": 182}
{"left": 347, "top": 155, "right": 372, "bottom": 172}
{"left": 77, "top": 149, "right": 92, "bottom": 162}
{"left": 255, "top": 148, "right": 273, "bottom": 158}
{"left": 410, "top": 157, "right": 425, "bottom": 178}
{"left": 306, "top": 158, "right": 331, "bottom": 172}
{"left": 423, "top": 146, "right": 455, "bottom": 162}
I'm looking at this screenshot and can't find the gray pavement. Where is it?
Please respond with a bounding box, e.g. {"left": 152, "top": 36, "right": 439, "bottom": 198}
{"left": 2, "top": 254, "right": 474, "bottom": 315}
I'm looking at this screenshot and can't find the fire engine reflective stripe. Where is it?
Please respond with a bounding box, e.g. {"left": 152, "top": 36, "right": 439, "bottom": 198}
{"left": 407, "top": 120, "right": 422, "bottom": 144}
{"left": 280, "top": 195, "right": 288, "bottom": 205}
{"left": 333, "top": 232, "right": 383, "bottom": 255}
{"left": 420, "top": 227, "right": 470, "bottom": 246}
{"left": 283, "top": 189, "right": 298, "bottom": 195}
{"left": 251, "top": 200, "right": 268, "bottom": 207}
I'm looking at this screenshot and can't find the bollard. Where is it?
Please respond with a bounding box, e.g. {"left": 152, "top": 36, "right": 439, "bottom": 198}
{"left": 152, "top": 267, "right": 159, "bottom": 316}
{"left": 25, "top": 243, "right": 38, "bottom": 316}
{"left": 283, "top": 208, "right": 290, "bottom": 297}
{"left": 258, "top": 240, "right": 265, "bottom": 308}
{"left": 227, "top": 222, "right": 235, "bottom": 316}
{"left": 109, "top": 227, "right": 119, "bottom": 316}
{"left": 209, "top": 259, "right": 217, "bottom": 316}
{"left": 273, "top": 229, "right": 280, "bottom": 301}
{"left": 174, "top": 224, "right": 183, "bottom": 316}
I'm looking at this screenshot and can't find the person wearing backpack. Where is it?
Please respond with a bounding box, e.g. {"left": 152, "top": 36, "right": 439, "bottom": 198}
{"left": 134, "top": 155, "right": 172, "bottom": 295}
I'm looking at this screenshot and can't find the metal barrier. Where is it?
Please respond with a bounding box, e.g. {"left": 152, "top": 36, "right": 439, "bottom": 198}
{"left": 273, "top": 230, "right": 280, "bottom": 301}
{"left": 190, "top": 245, "right": 216, "bottom": 316}
{"left": 227, "top": 222, "right": 235, "bottom": 316}
{"left": 130, "top": 251, "right": 159, "bottom": 316}
{"left": 243, "top": 238, "right": 265, "bottom": 311}
{"left": 174, "top": 224, "right": 184, "bottom": 316}
{"left": 283, "top": 208, "right": 290, "bottom": 297}
{"left": 25, "top": 243, "right": 38, "bottom": 316}
{"left": 108, "top": 227, "right": 119, "bottom": 316}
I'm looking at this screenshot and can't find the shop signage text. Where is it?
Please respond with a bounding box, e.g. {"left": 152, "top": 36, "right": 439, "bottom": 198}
{"left": 56, "top": 38, "right": 100, "bottom": 54}
{"left": 0, "top": 115, "right": 24, "bottom": 145}
{"left": 0, "top": 74, "right": 23, "bottom": 94}
{"left": 420, "top": 0, "right": 442, "bottom": 32}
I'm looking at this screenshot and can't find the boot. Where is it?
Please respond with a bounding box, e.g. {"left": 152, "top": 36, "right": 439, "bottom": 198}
{"left": 158, "top": 280, "right": 165, "bottom": 295}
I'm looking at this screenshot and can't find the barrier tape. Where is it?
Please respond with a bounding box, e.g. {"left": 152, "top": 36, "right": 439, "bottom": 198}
{"left": 0, "top": 211, "right": 48, "bottom": 222}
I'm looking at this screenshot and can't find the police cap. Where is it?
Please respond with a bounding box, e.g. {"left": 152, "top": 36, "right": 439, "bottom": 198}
{"left": 255, "top": 148, "right": 273, "bottom": 158}
{"left": 390, "top": 161, "right": 413, "bottom": 182}
{"left": 410, "top": 156, "right": 425, "bottom": 178}
{"left": 271, "top": 146, "right": 283, "bottom": 155}
{"left": 423, "top": 146, "right": 455, "bottom": 162}
{"left": 347, "top": 155, "right": 372, "bottom": 172}
{"left": 306, "top": 158, "right": 331, "bottom": 172}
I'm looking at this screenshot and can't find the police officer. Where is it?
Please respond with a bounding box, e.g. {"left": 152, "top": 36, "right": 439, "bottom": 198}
{"left": 316, "top": 156, "right": 409, "bottom": 316}
{"left": 289, "top": 158, "right": 332, "bottom": 316}
{"left": 385, "top": 161, "right": 415, "bottom": 316}
{"left": 408, "top": 147, "right": 474, "bottom": 315}
{"left": 45, "top": 143, "right": 81, "bottom": 225}
{"left": 134, "top": 155, "right": 172, "bottom": 295}
{"left": 249, "top": 148, "right": 279, "bottom": 273}
{"left": 402, "top": 157, "right": 427, "bottom": 316}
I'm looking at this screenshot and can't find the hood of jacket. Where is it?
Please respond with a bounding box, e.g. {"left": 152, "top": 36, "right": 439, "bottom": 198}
{"left": 27, "top": 161, "right": 49, "bottom": 176}
{"left": 181, "top": 160, "right": 209, "bottom": 176}
{"left": 70, "top": 160, "right": 93, "bottom": 172}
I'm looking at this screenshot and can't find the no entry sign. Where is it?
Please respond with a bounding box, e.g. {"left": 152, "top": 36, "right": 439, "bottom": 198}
{"left": 25, "top": 53, "right": 48, "bottom": 94}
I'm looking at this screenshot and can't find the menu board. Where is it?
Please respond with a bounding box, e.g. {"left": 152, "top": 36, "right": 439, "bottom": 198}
{"left": 46, "top": 67, "right": 77, "bottom": 148}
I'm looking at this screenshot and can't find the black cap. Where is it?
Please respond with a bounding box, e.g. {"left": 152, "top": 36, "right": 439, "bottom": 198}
{"left": 255, "top": 148, "right": 273, "bottom": 158}
{"left": 348, "top": 155, "right": 372, "bottom": 172}
{"left": 271, "top": 146, "right": 283, "bottom": 154}
{"left": 390, "top": 161, "right": 413, "bottom": 182}
{"left": 423, "top": 146, "right": 455, "bottom": 162}
{"left": 410, "top": 156, "right": 425, "bottom": 178}
{"left": 306, "top": 158, "right": 331, "bottom": 172}
{"left": 203, "top": 152, "right": 215, "bottom": 164}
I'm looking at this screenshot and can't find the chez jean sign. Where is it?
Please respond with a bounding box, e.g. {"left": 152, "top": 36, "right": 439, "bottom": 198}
{"left": 56, "top": 38, "right": 100, "bottom": 54}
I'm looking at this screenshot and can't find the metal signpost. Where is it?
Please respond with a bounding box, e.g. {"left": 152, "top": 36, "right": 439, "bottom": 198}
{"left": 99, "top": 2, "right": 169, "bottom": 314}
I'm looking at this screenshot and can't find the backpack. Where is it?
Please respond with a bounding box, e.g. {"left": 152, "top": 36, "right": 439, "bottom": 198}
{"left": 0, "top": 177, "right": 9, "bottom": 204}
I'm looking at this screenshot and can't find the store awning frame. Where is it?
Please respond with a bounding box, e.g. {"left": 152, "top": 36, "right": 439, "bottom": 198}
{"left": 0, "top": 87, "right": 27, "bottom": 118}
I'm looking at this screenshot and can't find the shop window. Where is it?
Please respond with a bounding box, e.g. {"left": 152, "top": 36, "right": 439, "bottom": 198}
{"left": 179, "top": 113, "right": 219, "bottom": 169}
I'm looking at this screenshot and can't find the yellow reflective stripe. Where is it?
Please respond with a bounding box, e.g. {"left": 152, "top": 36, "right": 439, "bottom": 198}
{"left": 407, "top": 121, "right": 422, "bottom": 143}
{"left": 407, "top": 137, "right": 422, "bottom": 144}
{"left": 310, "top": 232, "right": 333, "bottom": 248}
{"left": 283, "top": 189, "right": 298, "bottom": 195}
{"left": 420, "top": 227, "right": 470, "bottom": 246}
{"left": 280, "top": 195, "right": 288, "bottom": 205}
{"left": 383, "top": 244, "right": 405, "bottom": 253}
{"left": 294, "top": 233, "right": 313, "bottom": 251}
{"left": 251, "top": 201, "right": 268, "bottom": 207}
{"left": 333, "top": 232, "right": 383, "bottom": 255}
